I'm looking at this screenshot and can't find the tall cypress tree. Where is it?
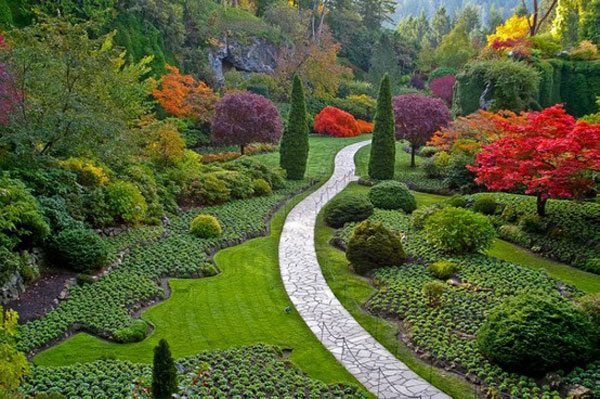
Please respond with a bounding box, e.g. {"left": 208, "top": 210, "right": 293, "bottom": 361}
{"left": 280, "top": 75, "right": 309, "bottom": 180}
{"left": 152, "top": 339, "right": 178, "bottom": 399}
{"left": 368, "top": 74, "right": 396, "bottom": 180}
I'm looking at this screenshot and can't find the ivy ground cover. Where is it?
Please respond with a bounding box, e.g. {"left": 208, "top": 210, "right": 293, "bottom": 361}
{"left": 23, "top": 345, "right": 367, "bottom": 398}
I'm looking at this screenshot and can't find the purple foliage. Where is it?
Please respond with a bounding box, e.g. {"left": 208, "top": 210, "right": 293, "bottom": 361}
{"left": 409, "top": 74, "right": 426, "bottom": 90}
{"left": 429, "top": 75, "right": 456, "bottom": 106}
{"left": 393, "top": 94, "right": 451, "bottom": 148}
{"left": 211, "top": 91, "right": 283, "bottom": 149}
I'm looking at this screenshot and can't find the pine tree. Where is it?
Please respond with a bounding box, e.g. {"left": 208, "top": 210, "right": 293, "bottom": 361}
{"left": 280, "top": 75, "right": 309, "bottom": 180}
{"left": 152, "top": 339, "right": 178, "bottom": 399}
{"left": 368, "top": 74, "right": 395, "bottom": 181}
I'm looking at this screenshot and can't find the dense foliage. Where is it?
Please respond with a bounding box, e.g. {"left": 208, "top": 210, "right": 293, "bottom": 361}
{"left": 189, "top": 214, "right": 222, "bottom": 239}
{"left": 477, "top": 293, "right": 597, "bottom": 375}
{"left": 346, "top": 220, "right": 406, "bottom": 275}
{"left": 211, "top": 91, "right": 283, "bottom": 154}
{"left": 468, "top": 105, "right": 600, "bottom": 216}
{"left": 393, "top": 94, "right": 451, "bottom": 166}
{"left": 313, "top": 106, "right": 361, "bottom": 137}
{"left": 368, "top": 75, "right": 396, "bottom": 180}
{"left": 368, "top": 181, "right": 416, "bottom": 212}
{"left": 323, "top": 194, "right": 374, "bottom": 228}
{"left": 279, "top": 75, "right": 309, "bottom": 180}
{"left": 423, "top": 207, "right": 496, "bottom": 254}
{"left": 50, "top": 228, "right": 111, "bottom": 273}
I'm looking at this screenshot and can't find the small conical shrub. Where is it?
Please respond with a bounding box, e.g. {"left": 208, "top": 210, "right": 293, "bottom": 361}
{"left": 152, "top": 339, "right": 178, "bottom": 399}
{"left": 368, "top": 74, "right": 396, "bottom": 180}
{"left": 280, "top": 75, "right": 309, "bottom": 180}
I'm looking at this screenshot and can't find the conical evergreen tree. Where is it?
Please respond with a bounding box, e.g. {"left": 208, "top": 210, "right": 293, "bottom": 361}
{"left": 280, "top": 75, "right": 309, "bottom": 180}
{"left": 368, "top": 74, "right": 396, "bottom": 180}
{"left": 152, "top": 339, "right": 178, "bottom": 399}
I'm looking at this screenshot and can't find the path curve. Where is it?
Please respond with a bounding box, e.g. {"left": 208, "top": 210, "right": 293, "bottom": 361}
{"left": 279, "top": 140, "right": 449, "bottom": 399}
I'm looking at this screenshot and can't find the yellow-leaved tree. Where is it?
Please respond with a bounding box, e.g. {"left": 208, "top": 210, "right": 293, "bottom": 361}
{"left": 0, "top": 307, "right": 29, "bottom": 397}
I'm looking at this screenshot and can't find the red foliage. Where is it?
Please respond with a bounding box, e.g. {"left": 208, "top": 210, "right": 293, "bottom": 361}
{"left": 356, "top": 119, "right": 374, "bottom": 134}
{"left": 429, "top": 75, "right": 456, "bottom": 106}
{"left": 313, "top": 106, "right": 361, "bottom": 137}
{"left": 468, "top": 105, "right": 600, "bottom": 214}
{"left": 211, "top": 91, "right": 283, "bottom": 152}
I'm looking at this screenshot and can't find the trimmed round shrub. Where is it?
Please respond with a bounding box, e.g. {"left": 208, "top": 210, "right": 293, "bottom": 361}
{"left": 323, "top": 194, "right": 374, "bottom": 228}
{"left": 346, "top": 220, "right": 406, "bottom": 275}
{"left": 477, "top": 293, "right": 597, "bottom": 376}
{"left": 412, "top": 205, "right": 441, "bottom": 230}
{"left": 189, "top": 214, "right": 222, "bottom": 239}
{"left": 427, "top": 261, "right": 459, "bottom": 280}
{"left": 106, "top": 180, "right": 148, "bottom": 224}
{"left": 368, "top": 181, "right": 416, "bottom": 212}
{"left": 253, "top": 178, "right": 272, "bottom": 196}
{"left": 471, "top": 194, "right": 498, "bottom": 215}
{"left": 423, "top": 207, "right": 496, "bottom": 254}
{"left": 52, "top": 228, "right": 111, "bottom": 273}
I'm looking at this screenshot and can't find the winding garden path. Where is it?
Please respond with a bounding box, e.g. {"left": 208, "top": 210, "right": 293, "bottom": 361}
{"left": 279, "top": 140, "right": 449, "bottom": 399}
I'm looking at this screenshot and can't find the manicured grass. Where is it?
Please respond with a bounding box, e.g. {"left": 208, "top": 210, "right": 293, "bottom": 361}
{"left": 488, "top": 240, "right": 600, "bottom": 294}
{"left": 316, "top": 183, "right": 477, "bottom": 399}
{"left": 255, "top": 134, "right": 368, "bottom": 179}
{"left": 33, "top": 136, "right": 373, "bottom": 389}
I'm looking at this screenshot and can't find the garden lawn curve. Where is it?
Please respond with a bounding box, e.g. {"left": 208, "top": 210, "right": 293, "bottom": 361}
{"left": 279, "top": 140, "right": 449, "bottom": 399}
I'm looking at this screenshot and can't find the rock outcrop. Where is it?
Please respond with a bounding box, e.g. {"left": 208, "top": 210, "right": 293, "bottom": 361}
{"left": 208, "top": 36, "right": 278, "bottom": 85}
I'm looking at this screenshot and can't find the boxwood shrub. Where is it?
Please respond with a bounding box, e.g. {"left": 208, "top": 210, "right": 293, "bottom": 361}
{"left": 477, "top": 292, "right": 597, "bottom": 376}
{"left": 189, "top": 214, "right": 222, "bottom": 239}
{"left": 368, "top": 181, "right": 416, "bottom": 212}
{"left": 323, "top": 194, "right": 373, "bottom": 228}
{"left": 346, "top": 220, "right": 406, "bottom": 275}
{"left": 51, "top": 228, "right": 111, "bottom": 273}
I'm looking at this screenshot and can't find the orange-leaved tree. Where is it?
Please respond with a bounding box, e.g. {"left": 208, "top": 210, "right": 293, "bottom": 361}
{"left": 152, "top": 65, "right": 218, "bottom": 124}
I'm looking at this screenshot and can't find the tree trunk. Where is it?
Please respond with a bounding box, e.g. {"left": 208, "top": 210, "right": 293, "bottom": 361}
{"left": 240, "top": 144, "right": 245, "bottom": 155}
{"left": 411, "top": 145, "right": 416, "bottom": 168}
{"left": 536, "top": 194, "right": 547, "bottom": 217}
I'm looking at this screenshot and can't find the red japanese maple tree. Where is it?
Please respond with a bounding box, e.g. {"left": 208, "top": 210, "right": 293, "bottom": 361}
{"left": 468, "top": 105, "right": 600, "bottom": 216}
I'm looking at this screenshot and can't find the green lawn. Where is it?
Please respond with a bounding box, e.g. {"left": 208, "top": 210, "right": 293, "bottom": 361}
{"left": 33, "top": 136, "right": 372, "bottom": 389}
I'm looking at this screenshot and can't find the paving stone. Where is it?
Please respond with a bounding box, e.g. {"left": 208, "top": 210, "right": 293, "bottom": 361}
{"left": 278, "top": 140, "right": 450, "bottom": 399}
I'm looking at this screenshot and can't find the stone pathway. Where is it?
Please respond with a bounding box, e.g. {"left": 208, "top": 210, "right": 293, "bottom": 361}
{"left": 279, "top": 140, "right": 450, "bottom": 399}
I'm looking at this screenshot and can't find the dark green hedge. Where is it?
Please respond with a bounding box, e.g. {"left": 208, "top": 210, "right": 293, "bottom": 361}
{"left": 454, "top": 59, "right": 600, "bottom": 117}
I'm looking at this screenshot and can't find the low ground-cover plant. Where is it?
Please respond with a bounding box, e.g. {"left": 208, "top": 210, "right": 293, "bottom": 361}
{"left": 21, "top": 345, "right": 368, "bottom": 398}
{"left": 368, "top": 181, "right": 416, "bottom": 212}
{"left": 346, "top": 220, "right": 406, "bottom": 275}
{"left": 323, "top": 194, "right": 373, "bottom": 228}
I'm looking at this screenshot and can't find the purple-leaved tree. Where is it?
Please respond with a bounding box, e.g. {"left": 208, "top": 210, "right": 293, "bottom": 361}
{"left": 393, "top": 94, "right": 451, "bottom": 167}
{"left": 211, "top": 91, "right": 283, "bottom": 154}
